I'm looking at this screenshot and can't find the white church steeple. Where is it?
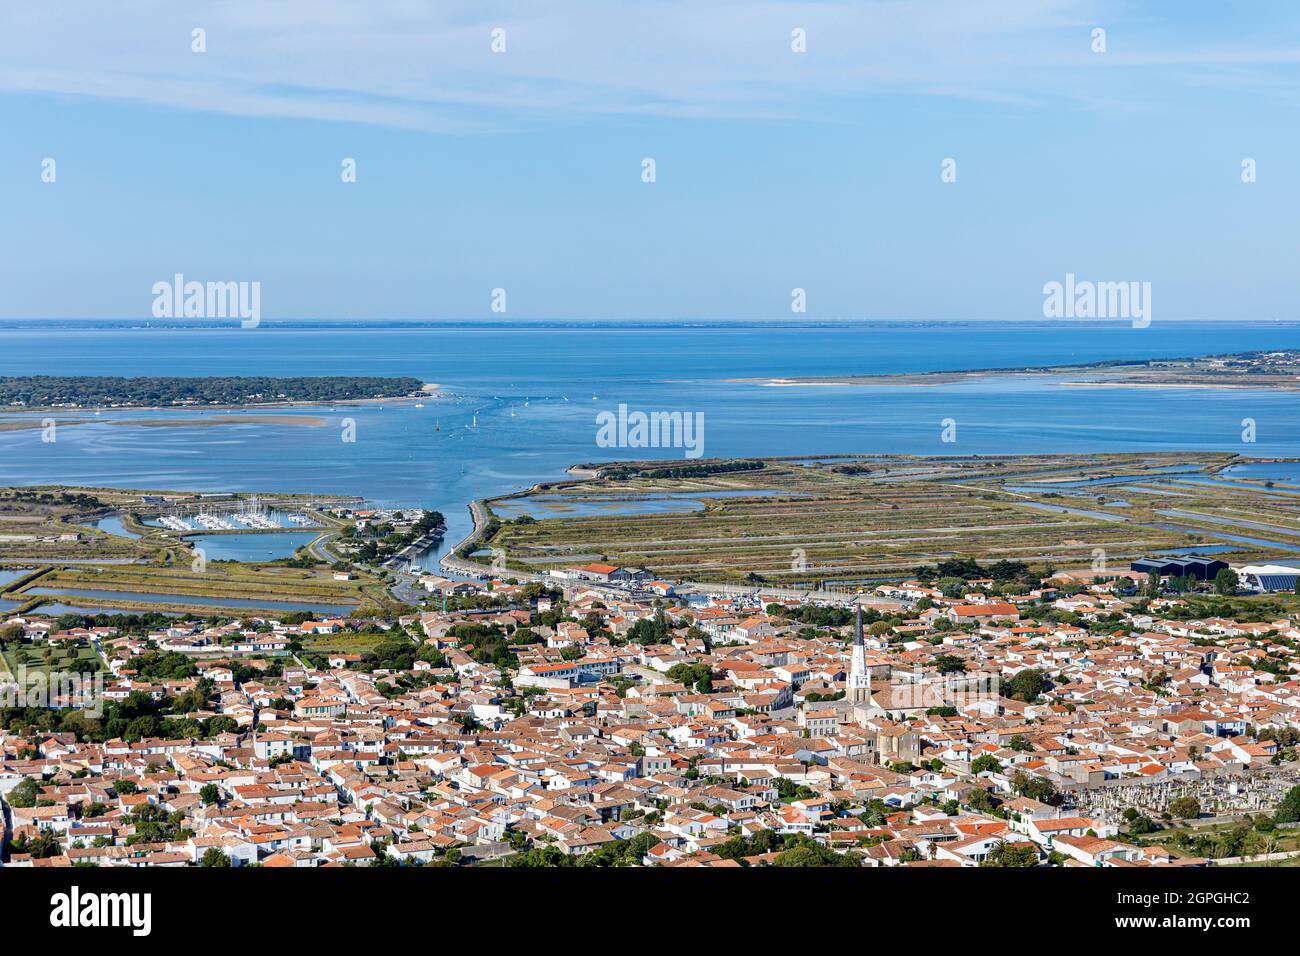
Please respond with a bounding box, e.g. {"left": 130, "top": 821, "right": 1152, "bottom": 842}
{"left": 848, "top": 603, "right": 870, "bottom": 704}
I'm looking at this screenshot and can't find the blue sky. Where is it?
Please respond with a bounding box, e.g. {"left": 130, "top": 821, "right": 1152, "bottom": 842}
{"left": 1, "top": 0, "right": 1299, "bottom": 320}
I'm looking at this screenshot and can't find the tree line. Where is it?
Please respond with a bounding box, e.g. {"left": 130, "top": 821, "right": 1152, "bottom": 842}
{"left": 0, "top": 376, "right": 425, "bottom": 407}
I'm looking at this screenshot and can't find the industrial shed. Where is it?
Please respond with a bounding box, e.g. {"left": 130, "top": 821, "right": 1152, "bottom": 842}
{"left": 1130, "top": 556, "right": 1229, "bottom": 581}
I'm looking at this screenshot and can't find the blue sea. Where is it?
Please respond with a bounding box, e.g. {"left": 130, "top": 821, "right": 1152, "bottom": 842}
{"left": 2, "top": 320, "right": 1300, "bottom": 562}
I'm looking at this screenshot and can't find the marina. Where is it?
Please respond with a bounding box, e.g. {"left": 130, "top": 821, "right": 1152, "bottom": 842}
{"left": 147, "top": 497, "right": 324, "bottom": 533}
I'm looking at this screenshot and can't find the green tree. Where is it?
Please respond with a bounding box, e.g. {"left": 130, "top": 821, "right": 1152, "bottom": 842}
{"left": 1169, "top": 796, "right": 1200, "bottom": 820}
{"left": 971, "top": 754, "right": 1001, "bottom": 774}
{"left": 1010, "top": 769, "right": 1059, "bottom": 805}
{"left": 1125, "top": 813, "right": 1156, "bottom": 835}
{"left": 201, "top": 848, "right": 231, "bottom": 867}
{"left": 981, "top": 841, "right": 1038, "bottom": 867}
{"left": 936, "top": 577, "right": 967, "bottom": 598}
{"left": 773, "top": 837, "right": 856, "bottom": 867}
{"left": 7, "top": 829, "right": 62, "bottom": 859}
{"left": 1214, "top": 567, "right": 1239, "bottom": 596}
{"left": 933, "top": 655, "right": 967, "bottom": 674}
{"left": 1007, "top": 669, "right": 1046, "bottom": 703}
{"left": 665, "top": 662, "right": 713, "bottom": 694}
{"left": 6, "top": 777, "right": 43, "bottom": 808}
{"left": 1274, "top": 784, "right": 1300, "bottom": 824}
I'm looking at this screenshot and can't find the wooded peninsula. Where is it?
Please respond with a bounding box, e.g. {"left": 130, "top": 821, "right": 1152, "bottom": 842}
{"left": 0, "top": 376, "right": 428, "bottom": 408}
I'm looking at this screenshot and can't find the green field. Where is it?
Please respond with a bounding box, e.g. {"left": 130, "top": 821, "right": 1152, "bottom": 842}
{"left": 299, "top": 632, "right": 395, "bottom": 656}
{"left": 1, "top": 640, "right": 102, "bottom": 680}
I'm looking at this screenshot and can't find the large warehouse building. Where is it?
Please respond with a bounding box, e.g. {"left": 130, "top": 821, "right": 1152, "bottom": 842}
{"left": 1130, "top": 556, "right": 1229, "bottom": 581}
{"left": 1237, "top": 565, "right": 1300, "bottom": 593}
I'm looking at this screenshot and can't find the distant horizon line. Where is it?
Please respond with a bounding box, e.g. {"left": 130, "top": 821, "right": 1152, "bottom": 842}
{"left": 1, "top": 317, "right": 1297, "bottom": 329}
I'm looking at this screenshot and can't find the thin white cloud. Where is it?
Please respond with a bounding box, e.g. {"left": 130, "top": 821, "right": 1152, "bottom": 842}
{"left": 0, "top": 0, "right": 1297, "bottom": 130}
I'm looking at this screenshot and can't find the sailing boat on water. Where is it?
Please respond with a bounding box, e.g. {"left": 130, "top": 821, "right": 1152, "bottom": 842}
{"left": 435, "top": 419, "right": 440, "bottom": 432}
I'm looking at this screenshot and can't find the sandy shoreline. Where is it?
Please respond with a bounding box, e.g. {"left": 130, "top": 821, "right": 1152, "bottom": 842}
{"left": 1054, "top": 380, "right": 1294, "bottom": 390}
{"left": 0, "top": 414, "right": 329, "bottom": 432}
{"left": 732, "top": 373, "right": 1300, "bottom": 391}
{"left": 110, "top": 415, "right": 328, "bottom": 427}
{"left": 732, "top": 372, "right": 1054, "bottom": 388}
